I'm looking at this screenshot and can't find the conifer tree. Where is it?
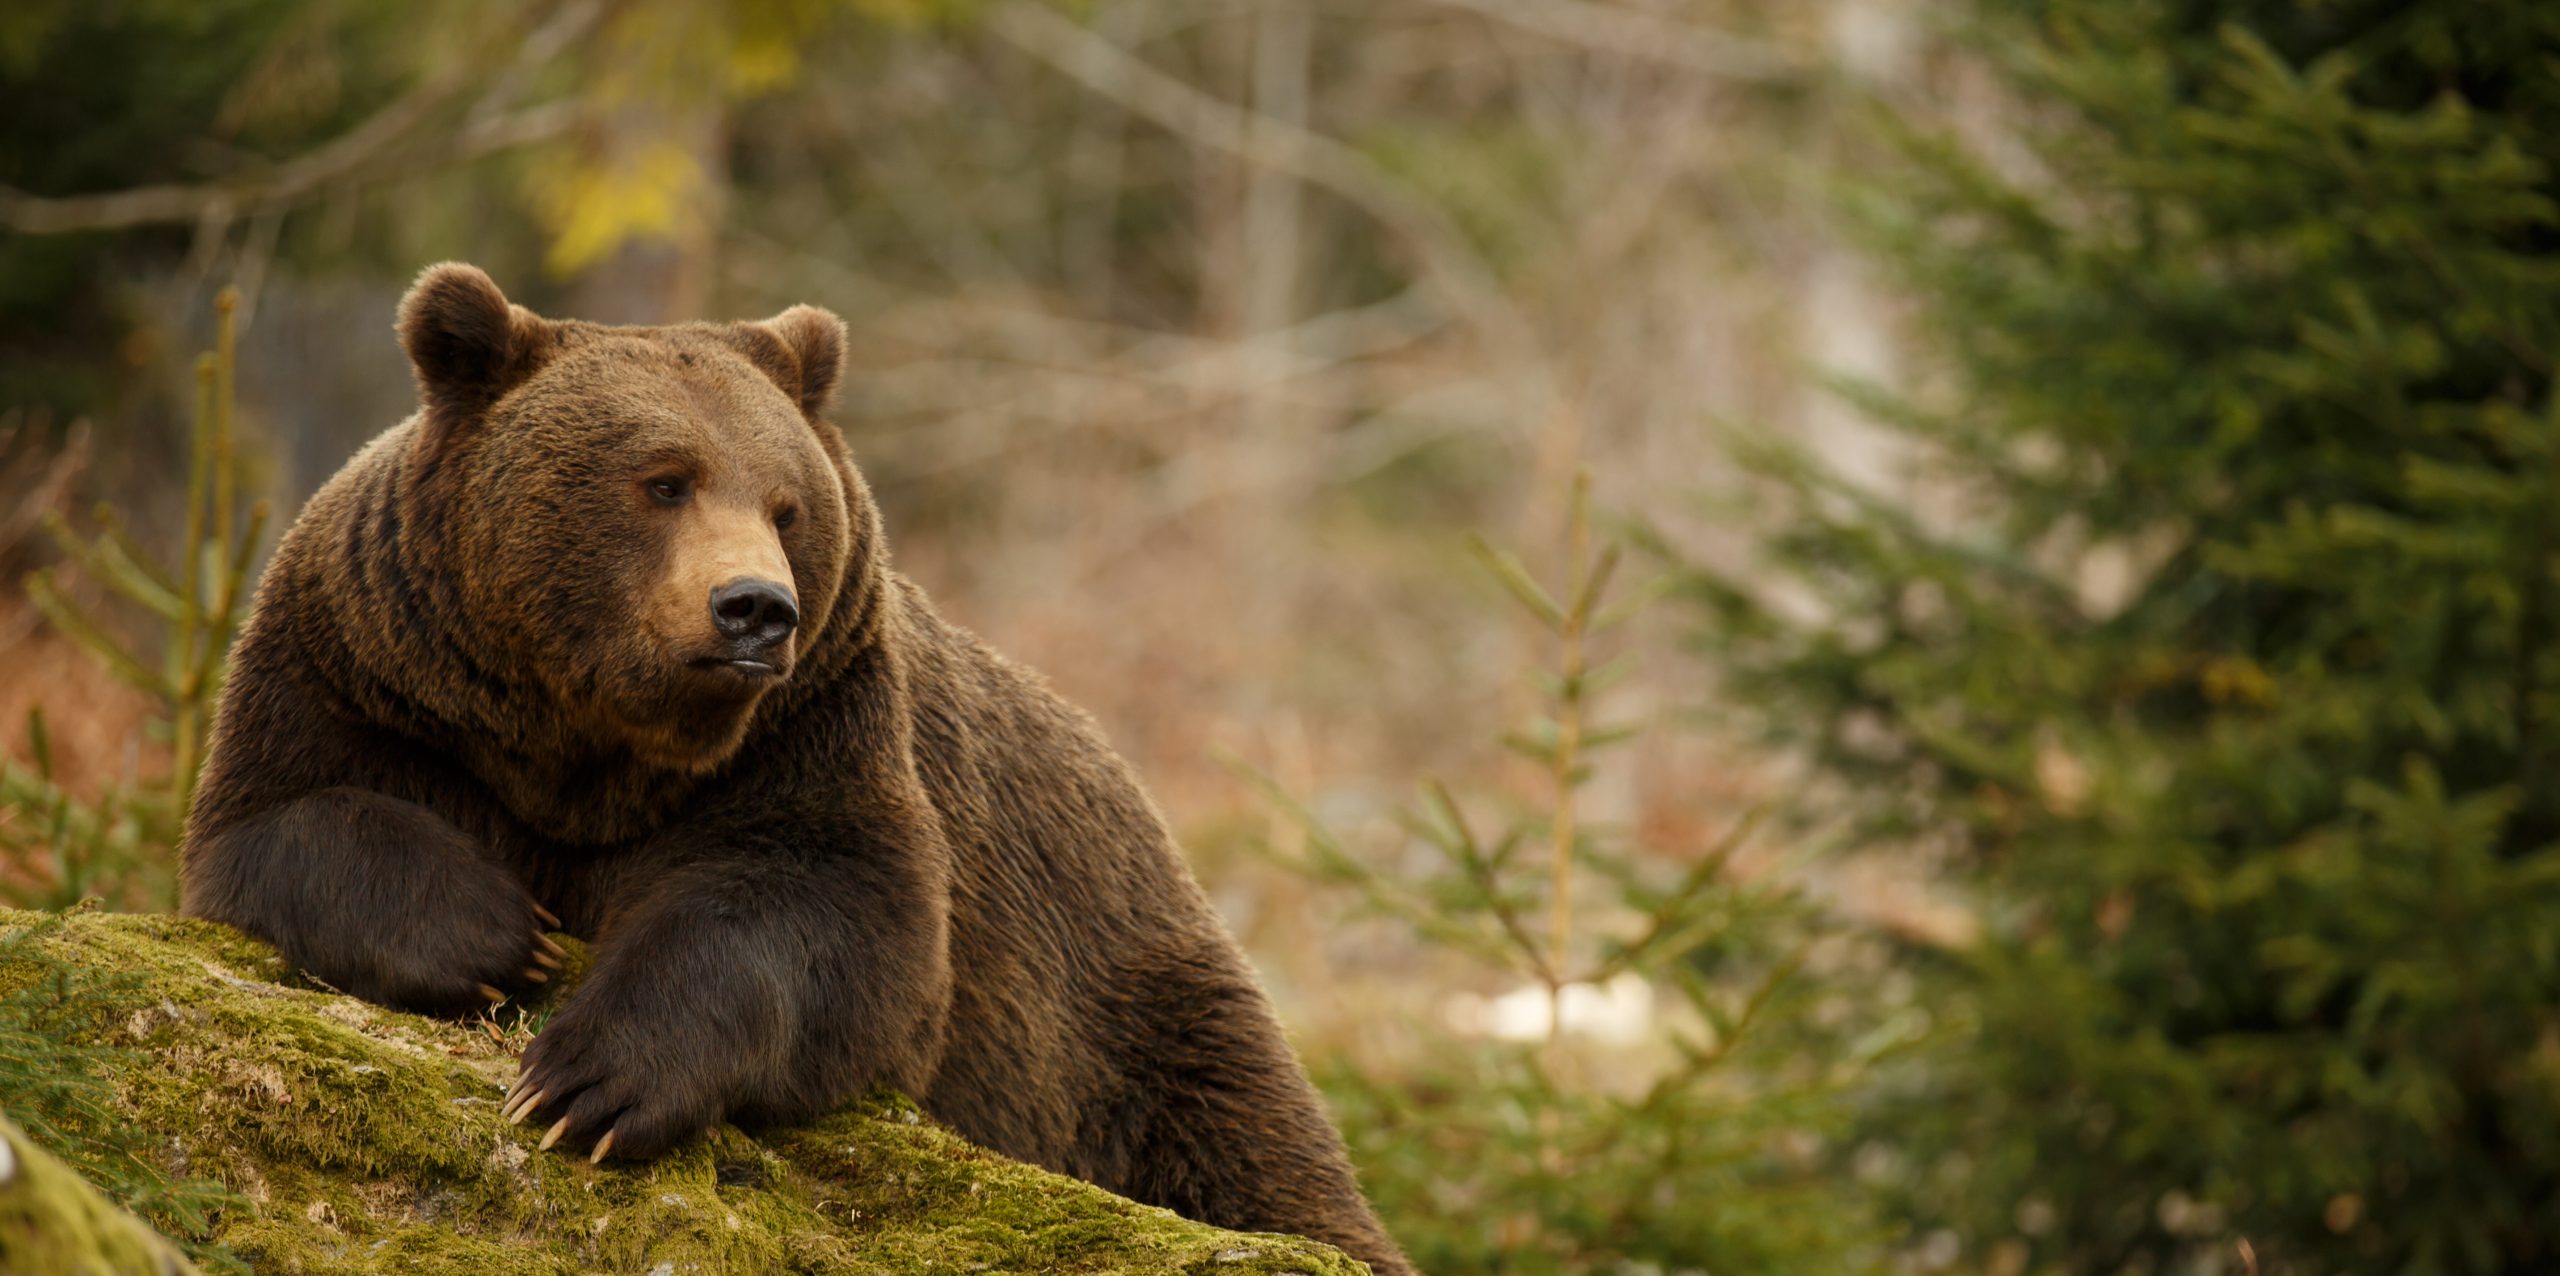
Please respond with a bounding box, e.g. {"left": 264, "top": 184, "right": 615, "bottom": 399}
{"left": 1689, "top": 4, "right": 2560, "bottom": 1272}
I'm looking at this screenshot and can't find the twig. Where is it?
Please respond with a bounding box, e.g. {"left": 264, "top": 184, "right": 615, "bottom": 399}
{"left": 1585, "top": 808, "right": 1762, "bottom": 985}
{"left": 1424, "top": 779, "right": 1558, "bottom": 986}
{"left": 1544, "top": 474, "right": 1593, "bottom": 1042}
{"left": 0, "top": 419, "right": 88, "bottom": 564}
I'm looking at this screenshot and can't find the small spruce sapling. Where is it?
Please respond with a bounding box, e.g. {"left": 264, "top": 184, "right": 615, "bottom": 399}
{"left": 1235, "top": 474, "right": 1889, "bottom": 1276}
{"left": 2, "top": 288, "right": 268, "bottom": 908}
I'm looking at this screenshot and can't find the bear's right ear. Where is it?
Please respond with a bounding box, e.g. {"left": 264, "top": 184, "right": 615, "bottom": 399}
{"left": 396, "top": 262, "right": 550, "bottom": 423}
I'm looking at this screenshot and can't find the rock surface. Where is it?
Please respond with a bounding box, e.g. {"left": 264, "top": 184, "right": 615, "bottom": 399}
{"left": 0, "top": 907, "right": 1363, "bottom": 1275}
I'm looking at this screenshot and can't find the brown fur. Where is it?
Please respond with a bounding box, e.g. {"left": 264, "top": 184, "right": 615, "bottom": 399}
{"left": 181, "top": 263, "right": 1410, "bottom": 1274}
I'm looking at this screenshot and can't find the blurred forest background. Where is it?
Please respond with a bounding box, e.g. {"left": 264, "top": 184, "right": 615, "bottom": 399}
{"left": 3, "top": 0, "right": 2557, "bottom": 1273}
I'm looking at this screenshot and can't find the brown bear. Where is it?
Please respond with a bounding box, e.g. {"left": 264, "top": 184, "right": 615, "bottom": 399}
{"left": 180, "top": 262, "right": 1411, "bottom": 1275}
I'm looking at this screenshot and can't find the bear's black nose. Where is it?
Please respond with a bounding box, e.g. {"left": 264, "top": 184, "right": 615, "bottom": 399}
{"left": 710, "top": 578, "right": 799, "bottom": 649}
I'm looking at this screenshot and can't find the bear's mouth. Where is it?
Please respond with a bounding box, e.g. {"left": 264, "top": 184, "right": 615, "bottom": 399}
{"left": 689, "top": 656, "right": 783, "bottom": 681}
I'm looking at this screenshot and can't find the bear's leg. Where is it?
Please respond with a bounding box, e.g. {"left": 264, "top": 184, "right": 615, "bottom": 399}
{"left": 1106, "top": 949, "right": 1414, "bottom": 1276}
{"left": 184, "top": 787, "right": 559, "bottom": 1015}
{"left": 506, "top": 819, "right": 955, "bottom": 1162}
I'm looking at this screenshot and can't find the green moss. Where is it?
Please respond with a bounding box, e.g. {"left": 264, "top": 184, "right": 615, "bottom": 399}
{"left": 0, "top": 908, "right": 1365, "bottom": 1275}
{"left": 0, "top": 1114, "right": 198, "bottom": 1275}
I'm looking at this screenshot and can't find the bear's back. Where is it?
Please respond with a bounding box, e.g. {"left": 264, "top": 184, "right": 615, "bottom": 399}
{"left": 883, "top": 589, "right": 1248, "bottom": 1163}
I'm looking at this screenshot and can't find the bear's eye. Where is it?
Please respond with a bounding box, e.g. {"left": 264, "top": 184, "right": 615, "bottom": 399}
{"left": 646, "top": 476, "right": 693, "bottom": 506}
{"left": 773, "top": 506, "right": 798, "bottom": 531}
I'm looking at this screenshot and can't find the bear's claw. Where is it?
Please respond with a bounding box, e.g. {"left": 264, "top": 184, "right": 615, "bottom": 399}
{"left": 506, "top": 953, "right": 732, "bottom": 1164}
{"left": 504, "top": 1088, "right": 545, "bottom": 1124}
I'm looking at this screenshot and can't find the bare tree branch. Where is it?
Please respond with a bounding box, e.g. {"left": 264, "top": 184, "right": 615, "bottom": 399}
{"left": 1424, "top": 0, "right": 1808, "bottom": 83}
{"left": 0, "top": 0, "right": 606, "bottom": 236}
{"left": 985, "top": 2, "right": 1558, "bottom": 429}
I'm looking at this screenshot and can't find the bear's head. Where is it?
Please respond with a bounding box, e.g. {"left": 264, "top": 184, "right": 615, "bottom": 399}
{"left": 392, "top": 262, "right": 858, "bottom": 774}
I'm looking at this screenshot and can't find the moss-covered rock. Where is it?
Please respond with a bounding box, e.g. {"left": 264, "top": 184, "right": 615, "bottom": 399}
{"left": 0, "top": 908, "right": 1363, "bottom": 1275}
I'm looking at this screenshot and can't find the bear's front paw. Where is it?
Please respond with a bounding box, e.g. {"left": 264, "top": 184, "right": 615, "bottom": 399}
{"left": 503, "top": 990, "right": 733, "bottom": 1162}
{"left": 347, "top": 880, "right": 565, "bottom": 1016}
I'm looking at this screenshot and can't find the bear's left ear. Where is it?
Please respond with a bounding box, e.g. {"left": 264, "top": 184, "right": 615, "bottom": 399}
{"left": 738, "top": 304, "right": 848, "bottom": 418}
